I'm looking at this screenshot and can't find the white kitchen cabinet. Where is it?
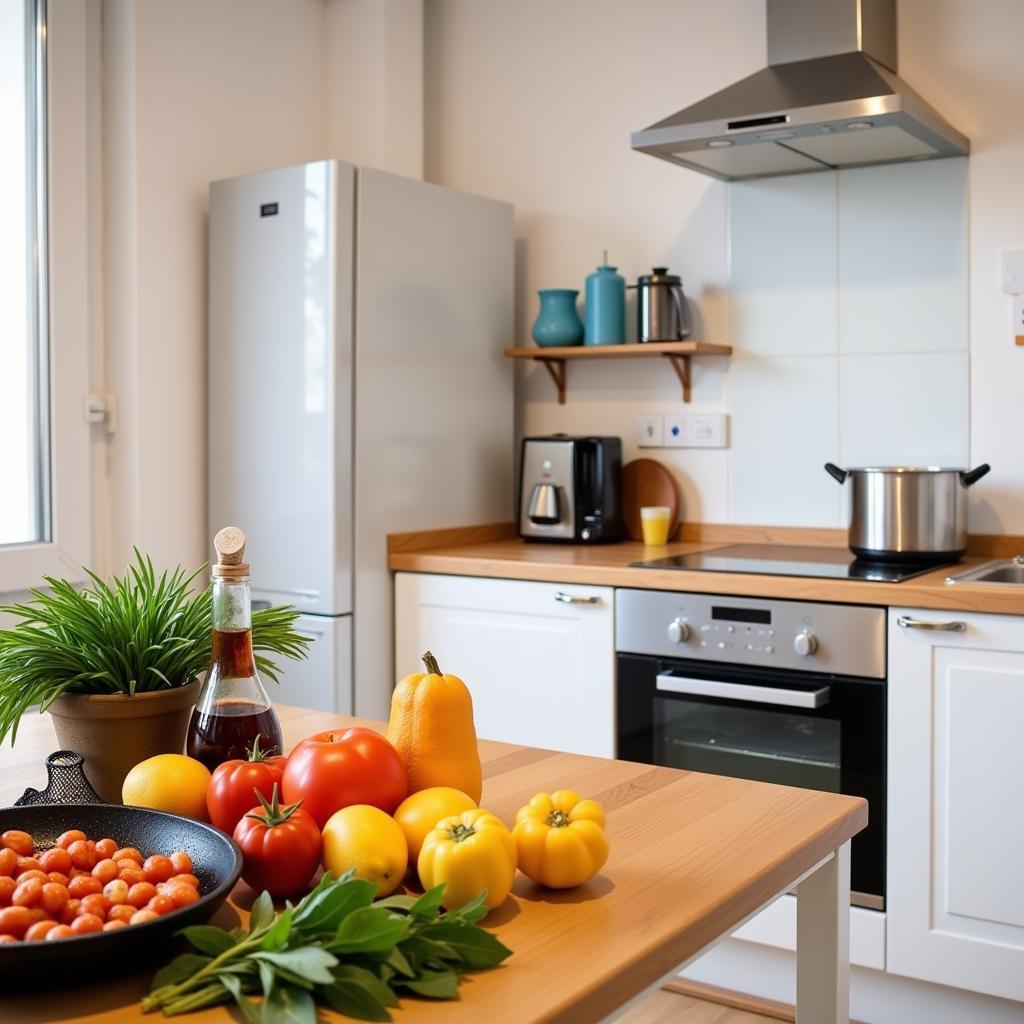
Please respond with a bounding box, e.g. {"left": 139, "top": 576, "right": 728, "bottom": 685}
{"left": 888, "top": 607, "right": 1024, "bottom": 1002}
{"left": 394, "top": 573, "right": 615, "bottom": 757}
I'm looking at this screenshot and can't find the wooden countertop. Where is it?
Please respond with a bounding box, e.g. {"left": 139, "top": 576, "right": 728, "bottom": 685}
{"left": 1, "top": 705, "right": 866, "bottom": 1024}
{"left": 388, "top": 525, "right": 1024, "bottom": 616}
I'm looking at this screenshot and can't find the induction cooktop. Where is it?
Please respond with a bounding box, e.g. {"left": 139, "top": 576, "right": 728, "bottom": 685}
{"left": 630, "top": 544, "right": 956, "bottom": 583}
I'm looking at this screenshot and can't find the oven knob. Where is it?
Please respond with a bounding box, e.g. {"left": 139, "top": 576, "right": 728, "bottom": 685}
{"left": 793, "top": 631, "right": 818, "bottom": 657}
{"left": 667, "top": 619, "right": 690, "bottom": 644}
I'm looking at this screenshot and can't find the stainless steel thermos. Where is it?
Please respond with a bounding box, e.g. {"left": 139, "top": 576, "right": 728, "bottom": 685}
{"left": 634, "top": 267, "right": 691, "bottom": 342}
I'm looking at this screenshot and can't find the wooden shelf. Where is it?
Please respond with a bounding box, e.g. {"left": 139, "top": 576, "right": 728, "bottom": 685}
{"left": 504, "top": 341, "right": 732, "bottom": 404}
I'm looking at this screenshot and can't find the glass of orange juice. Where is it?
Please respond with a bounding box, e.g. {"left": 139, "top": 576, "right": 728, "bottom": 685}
{"left": 640, "top": 506, "right": 672, "bottom": 546}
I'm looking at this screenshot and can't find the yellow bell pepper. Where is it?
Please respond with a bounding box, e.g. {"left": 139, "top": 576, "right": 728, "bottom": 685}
{"left": 512, "top": 790, "right": 609, "bottom": 889}
{"left": 417, "top": 808, "right": 517, "bottom": 910}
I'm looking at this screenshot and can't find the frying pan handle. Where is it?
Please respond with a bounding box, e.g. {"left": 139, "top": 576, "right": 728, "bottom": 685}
{"left": 824, "top": 462, "right": 848, "bottom": 484}
{"left": 960, "top": 464, "right": 991, "bottom": 487}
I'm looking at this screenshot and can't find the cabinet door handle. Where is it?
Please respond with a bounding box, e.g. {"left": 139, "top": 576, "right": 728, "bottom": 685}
{"left": 897, "top": 615, "right": 967, "bottom": 632}
{"left": 554, "top": 591, "right": 600, "bottom": 605}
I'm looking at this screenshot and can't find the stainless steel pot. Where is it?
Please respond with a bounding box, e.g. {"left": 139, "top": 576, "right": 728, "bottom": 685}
{"left": 824, "top": 463, "right": 991, "bottom": 562}
{"left": 632, "top": 267, "right": 692, "bottom": 342}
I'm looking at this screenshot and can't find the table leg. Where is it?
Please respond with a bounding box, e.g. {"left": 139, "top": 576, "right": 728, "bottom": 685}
{"left": 795, "top": 841, "right": 851, "bottom": 1024}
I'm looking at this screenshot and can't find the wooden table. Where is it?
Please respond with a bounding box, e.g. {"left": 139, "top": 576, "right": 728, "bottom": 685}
{"left": 1, "top": 704, "right": 866, "bottom": 1023}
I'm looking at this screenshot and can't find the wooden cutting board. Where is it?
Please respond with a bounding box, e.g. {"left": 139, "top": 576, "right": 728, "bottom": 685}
{"left": 621, "top": 458, "right": 680, "bottom": 541}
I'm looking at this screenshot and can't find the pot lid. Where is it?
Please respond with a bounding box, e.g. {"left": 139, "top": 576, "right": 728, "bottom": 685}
{"left": 637, "top": 267, "right": 682, "bottom": 286}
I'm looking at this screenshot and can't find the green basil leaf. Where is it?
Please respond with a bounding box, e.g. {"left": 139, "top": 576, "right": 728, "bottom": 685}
{"left": 322, "top": 977, "right": 392, "bottom": 1022}
{"left": 150, "top": 952, "right": 212, "bottom": 991}
{"left": 372, "top": 894, "right": 418, "bottom": 912}
{"left": 441, "top": 890, "right": 488, "bottom": 925}
{"left": 332, "top": 964, "right": 400, "bottom": 1007}
{"left": 386, "top": 946, "right": 415, "bottom": 978}
{"left": 180, "top": 925, "right": 237, "bottom": 957}
{"left": 399, "top": 934, "right": 459, "bottom": 968}
{"left": 408, "top": 886, "right": 445, "bottom": 920}
{"left": 261, "top": 983, "right": 317, "bottom": 1024}
{"left": 261, "top": 907, "right": 293, "bottom": 951}
{"left": 254, "top": 948, "right": 339, "bottom": 985}
{"left": 416, "top": 922, "right": 513, "bottom": 970}
{"left": 329, "top": 906, "right": 411, "bottom": 954}
{"left": 219, "top": 973, "right": 263, "bottom": 1024}
{"left": 249, "top": 891, "right": 276, "bottom": 934}
{"left": 293, "top": 875, "right": 378, "bottom": 936}
{"left": 399, "top": 967, "right": 460, "bottom": 1000}
{"left": 258, "top": 960, "right": 276, "bottom": 999}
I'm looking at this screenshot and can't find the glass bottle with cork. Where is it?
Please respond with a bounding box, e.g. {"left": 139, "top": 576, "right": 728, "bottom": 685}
{"left": 186, "top": 526, "right": 283, "bottom": 770}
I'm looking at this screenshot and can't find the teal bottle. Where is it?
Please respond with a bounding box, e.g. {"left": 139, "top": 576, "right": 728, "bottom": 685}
{"left": 584, "top": 255, "right": 626, "bottom": 346}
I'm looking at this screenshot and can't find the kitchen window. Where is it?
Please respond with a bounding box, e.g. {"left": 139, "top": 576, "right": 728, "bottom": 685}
{"left": 0, "top": 0, "right": 93, "bottom": 594}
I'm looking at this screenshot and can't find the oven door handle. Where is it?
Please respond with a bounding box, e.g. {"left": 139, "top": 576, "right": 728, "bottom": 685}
{"left": 655, "top": 673, "right": 831, "bottom": 709}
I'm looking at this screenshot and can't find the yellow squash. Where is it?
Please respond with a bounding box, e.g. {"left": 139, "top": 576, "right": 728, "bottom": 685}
{"left": 386, "top": 651, "right": 483, "bottom": 803}
{"left": 513, "top": 789, "right": 609, "bottom": 889}
{"left": 418, "top": 808, "right": 517, "bottom": 910}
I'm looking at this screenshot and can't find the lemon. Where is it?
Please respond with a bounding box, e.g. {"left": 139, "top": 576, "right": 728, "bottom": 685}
{"left": 394, "top": 787, "right": 477, "bottom": 861}
{"left": 122, "top": 753, "right": 212, "bottom": 820}
{"left": 322, "top": 804, "right": 408, "bottom": 896}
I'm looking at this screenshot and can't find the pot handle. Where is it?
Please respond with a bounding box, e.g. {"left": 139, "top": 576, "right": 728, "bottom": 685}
{"left": 824, "top": 462, "right": 848, "bottom": 484}
{"left": 960, "top": 464, "right": 991, "bottom": 487}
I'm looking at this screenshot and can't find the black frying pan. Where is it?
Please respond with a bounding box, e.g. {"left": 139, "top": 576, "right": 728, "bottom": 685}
{"left": 0, "top": 804, "right": 242, "bottom": 984}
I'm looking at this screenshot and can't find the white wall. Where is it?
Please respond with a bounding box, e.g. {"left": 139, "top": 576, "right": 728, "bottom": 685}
{"left": 425, "top": 0, "right": 1024, "bottom": 534}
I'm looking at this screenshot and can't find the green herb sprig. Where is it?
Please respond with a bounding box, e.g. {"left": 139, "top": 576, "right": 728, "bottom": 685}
{"left": 0, "top": 549, "right": 312, "bottom": 744}
{"left": 142, "top": 871, "right": 511, "bottom": 1021}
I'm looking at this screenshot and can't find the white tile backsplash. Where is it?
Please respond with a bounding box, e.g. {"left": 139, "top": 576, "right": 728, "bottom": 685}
{"left": 730, "top": 357, "right": 843, "bottom": 526}
{"left": 838, "top": 352, "right": 970, "bottom": 468}
{"left": 728, "top": 172, "right": 838, "bottom": 358}
{"left": 838, "top": 159, "right": 968, "bottom": 354}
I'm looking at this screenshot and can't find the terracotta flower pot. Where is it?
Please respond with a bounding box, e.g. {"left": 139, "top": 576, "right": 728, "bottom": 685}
{"left": 47, "top": 679, "right": 201, "bottom": 803}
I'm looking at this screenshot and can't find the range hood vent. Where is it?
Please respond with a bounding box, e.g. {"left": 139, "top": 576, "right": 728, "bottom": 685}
{"left": 631, "top": 0, "right": 968, "bottom": 181}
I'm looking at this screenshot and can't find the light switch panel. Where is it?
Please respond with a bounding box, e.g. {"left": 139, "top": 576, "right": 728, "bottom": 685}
{"left": 635, "top": 414, "right": 663, "bottom": 448}
{"left": 1001, "top": 250, "right": 1024, "bottom": 294}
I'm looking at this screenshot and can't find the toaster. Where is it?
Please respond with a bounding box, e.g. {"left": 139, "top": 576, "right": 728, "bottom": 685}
{"left": 518, "top": 435, "right": 623, "bottom": 543}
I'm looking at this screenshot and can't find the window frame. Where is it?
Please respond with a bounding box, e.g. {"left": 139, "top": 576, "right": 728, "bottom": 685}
{"left": 0, "top": 0, "right": 93, "bottom": 593}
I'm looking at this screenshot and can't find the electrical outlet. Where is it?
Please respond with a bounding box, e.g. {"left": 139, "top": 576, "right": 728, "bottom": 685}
{"left": 635, "top": 414, "right": 663, "bottom": 447}
{"left": 664, "top": 414, "right": 688, "bottom": 448}
{"left": 690, "top": 413, "right": 728, "bottom": 448}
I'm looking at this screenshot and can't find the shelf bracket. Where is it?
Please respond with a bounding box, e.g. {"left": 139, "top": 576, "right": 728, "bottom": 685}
{"left": 536, "top": 357, "right": 567, "bottom": 404}
{"left": 665, "top": 353, "right": 692, "bottom": 403}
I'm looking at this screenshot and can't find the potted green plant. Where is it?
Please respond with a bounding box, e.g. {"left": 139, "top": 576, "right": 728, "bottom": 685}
{"left": 0, "top": 551, "right": 310, "bottom": 801}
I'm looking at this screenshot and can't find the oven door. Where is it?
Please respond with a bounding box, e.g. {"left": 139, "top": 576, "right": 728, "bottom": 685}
{"left": 616, "top": 653, "right": 885, "bottom": 908}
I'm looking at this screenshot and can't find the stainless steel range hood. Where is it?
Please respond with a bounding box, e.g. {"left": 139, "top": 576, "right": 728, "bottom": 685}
{"left": 631, "top": 0, "right": 969, "bottom": 181}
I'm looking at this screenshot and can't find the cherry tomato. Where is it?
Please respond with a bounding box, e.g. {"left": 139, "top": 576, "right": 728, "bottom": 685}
{"left": 113, "top": 847, "right": 142, "bottom": 864}
{"left": 47, "top": 871, "right": 70, "bottom": 887}
{"left": 16, "top": 857, "right": 42, "bottom": 876}
{"left": 0, "top": 848, "right": 17, "bottom": 877}
{"left": 0, "top": 906, "right": 32, "bottom": 937}
{"left": 15, "top": 870, "right": 47, "bottom": 885}
{"left": 67, "top": 840, "right": 97, "bottom": 871}
{"left": 61, "top": 898, "right": 81, "bottom": 923}
{"left": 79, "top": 893, "right": 110, "bottom": 919}
{"left": 0, "top": 934, "right": 16, "bottom": 944}
{"left": 233, "top": 785, "right": 322, "bottom": 897}
{"left": 107, "top": 904, "right": 135, "bottom": 924}
{"left": 282, "top": 728, "right": 407, "bottom": 827}
{"left": 56, "top": 830, "right": 86, "bottom": 850}
{"left": 142, "top": 855, "right": 173, "bottom": 884}
{"left": 94, "top": 838, "right": 117, "bottom": 860}
{"left": 70, "top": 913, "right": 103, "bottom": 935}
{"left": 118, "top": 866, "right": 146, "bottom": 886}
{"left": 1, "top": 831, "right": 34, "bottom": 857}
{"left": 147, "top": 894, "right": 175, "bottom": 916}
{"left": 163, "top": 882, "right": 200, "bottom": 908}
{"left": 92, "top": 858, "right": 119, "bottom": 884}
{"left": 103, "top": 919, "right": 128, "bottom": 931}
{"left": 169, "top": 873, "right": 201, "bottom": 889}
{"left": 40, "top": 882, "right": 69, "bottom": 917}
{"left": 169, "top": 851, "right": 193, "bottom": 875}
{"left": 24, "top": 919, "right": 59, "bottom": 942}
{"left": 129, "top": 909, "right": 158, "bottom": 925}
{"left": 38, "top": 847, "right": 71, "bottom": 874}
{"left": 207, "top": 738, "right": 288, "bottom": 835}
{"left": 12, "top": 879, "right": 42, "bottom": 908}
{"left": 103, "top": 879, "right": 129, "bottom": 905}
{"left": 46, "top": 924, "right": 75, "bottom": 940}
{"left": 0, "top": 878, "right": 15, "bottom": 906}
{"left": 126, "top": 882, "right": 156, "bottom": 908}
{"left": 68, "top": 875, "right": 102, "bottom": 899}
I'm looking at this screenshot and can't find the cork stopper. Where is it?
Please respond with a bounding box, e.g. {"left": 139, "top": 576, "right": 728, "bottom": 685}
{"left": 212, "top": 526, "right": 250, "bottom": 578}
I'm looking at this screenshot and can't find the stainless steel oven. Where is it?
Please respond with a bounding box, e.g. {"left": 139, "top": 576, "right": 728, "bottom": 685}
{"left": 615, "top": 589, "right": 886, "bottom": 909}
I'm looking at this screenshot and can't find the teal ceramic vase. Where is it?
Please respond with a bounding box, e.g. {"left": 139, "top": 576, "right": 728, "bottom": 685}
{"left": 532, "top": 289, "right": 584, "bottom": 348}
{"left": 584, "top": 264, "right": 626, "bottom": 346}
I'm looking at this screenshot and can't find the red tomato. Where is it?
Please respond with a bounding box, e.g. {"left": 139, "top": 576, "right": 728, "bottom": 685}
{"left": 1, "top": 831, "right": 34, "bottom": 857}
{"left": 0, "top": 848, "right": 17, "bottom": 877}
{"left": 232, "top": 785, "right": 322, "bottom": 897}
{"left": 38, "top": 848, "right": 72, "bottom": 875}
{"left": 282, "top": 728, "right": 407, "bottom": 827}
{"left": 207, "top": 739, "right": 288, "bottom": 835}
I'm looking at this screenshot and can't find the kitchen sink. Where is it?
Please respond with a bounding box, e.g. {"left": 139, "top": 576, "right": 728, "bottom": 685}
{"left": 945, "top": 557, "right": 1024, "bottom": 586}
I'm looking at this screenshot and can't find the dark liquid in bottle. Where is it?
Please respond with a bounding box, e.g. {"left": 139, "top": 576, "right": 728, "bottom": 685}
{"left": 187, "top": 700, "right": 283, "bottom": 771}
{"left": 210, "top": 627, "right": 257, "bottom": 677}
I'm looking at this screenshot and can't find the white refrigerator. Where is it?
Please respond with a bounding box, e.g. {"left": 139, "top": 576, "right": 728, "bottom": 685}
{"left": 207, "top": 161, "right": 514, "bottom": 719}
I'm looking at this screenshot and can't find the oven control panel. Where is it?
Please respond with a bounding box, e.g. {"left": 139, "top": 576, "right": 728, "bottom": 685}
{"left": 617, "top": 589, "right": 885, "bottom": 679}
